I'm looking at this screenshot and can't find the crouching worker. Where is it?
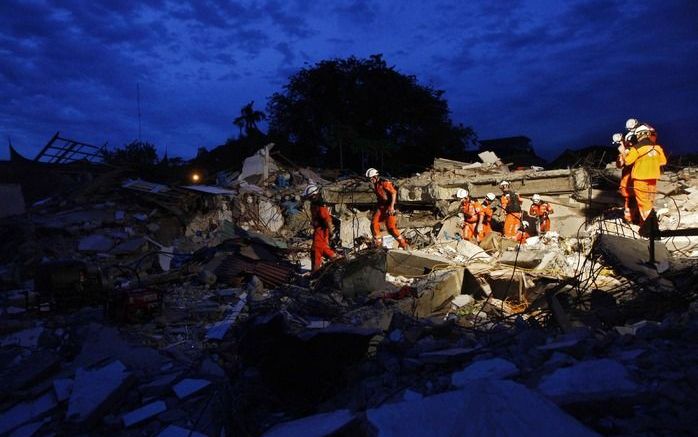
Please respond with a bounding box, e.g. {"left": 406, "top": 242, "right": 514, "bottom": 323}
{"left": 529, "top": 194, "right": 553, "bottom": 234}
{"left": 456, "top": 188, "right": 480, "bottom": 241}
{"left": 477, "top": 192, "right": 497, "bottom": 242}
{"left": 366, "top": 168, "right": 409, "bottom": 249}
{"left": 303, "top": 184, "right": 337, "bottom": 272}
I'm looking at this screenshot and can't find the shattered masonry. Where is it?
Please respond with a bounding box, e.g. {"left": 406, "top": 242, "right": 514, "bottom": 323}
{"left": 1, "top": 141, "right": 698, "bottom": 436}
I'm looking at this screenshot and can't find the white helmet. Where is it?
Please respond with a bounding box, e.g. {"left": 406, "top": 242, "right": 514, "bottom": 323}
{"left": 625, "top": 118, "right": 639, "bottom": 131}
{"left": 499, "top": 180, "right": 510, "bottom": 188}
{"left": 532, "top": 194, "right": 542, "bottom": 203}
{"left": 486, "top": 192, "right": 496, "bottom": 201}
{"left": 635, "top": 124, "right": 653, "bottom": 139}
{"left": 365, "top": 168, "right": 379, "bottom": 178}
{"left": 456, "top": 188, "right": 469, "bottom": 199}
{"left": 612, "top": 133, "right": 623, "bottom": 143}
{"left": 303, "top": 184, "right": 319, "bottom": 197}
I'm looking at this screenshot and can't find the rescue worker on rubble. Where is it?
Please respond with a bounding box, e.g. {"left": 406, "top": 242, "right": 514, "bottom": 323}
{"left": 366, "top": 168, "right": 409, "bottom": 249}
{"left": 614, "top": 130, "right": 637, "bottom": 223}
{"left": 477, "top": 193, "right": 497, "bottom": 242}
{"left": 303, "top": 184, "right": 337, "bottom": 272}
{"left": 622, "top": 124, "right": 667, "bottom": 225}
{"left": 499, "top": 181, "right": 523, "bottom": 239}
{"left": 456, "top": 188, "right": 481, "bottom": 241}
{"left": 529, "top": 194, "right": 553, "bottom": 234}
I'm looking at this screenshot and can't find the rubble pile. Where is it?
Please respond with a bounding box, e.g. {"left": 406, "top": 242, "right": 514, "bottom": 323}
{"left": 1, "top": 146, "right": 698, "bottom": 436}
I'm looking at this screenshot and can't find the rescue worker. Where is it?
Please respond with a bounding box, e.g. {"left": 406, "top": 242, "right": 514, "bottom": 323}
{"left": 366, "top": 168, "right": 409, "bottom": 249}
{"left": 614, "top": 132, "right": 636, "bottom": 223}
{"left": 477, "top": 192, "right": 497, "bottom": 242}
{"left": 499, "top": 181, "right": 523, "bottom": 239}
{"left": 456, "top": 188, "right": 481, "bottom": 241}
{"left": 529, "top": 194, "right": 553, "bottom": 234}
{"left": 622, "top": 124, "right": 667, "bottom": 224}
{"left": 303, "top": 184, "right": 337, "bottom": 272}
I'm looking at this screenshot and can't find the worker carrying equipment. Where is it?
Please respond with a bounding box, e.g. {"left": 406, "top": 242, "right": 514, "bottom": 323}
{"left": 623, "top": 124, "right": 667, "bottom": 224}
{"left": 367, "top": 169, "right": 408, "bottom": 249}
{"left": 529, "top": 194, "right": 554, "bottom": 234}
{"left": 456, "top": 188, "right": 480, "bottom": 241}
{"left": 614, "top": 131, "right": 637, "bottom": 223}
{"left": 477, "top": 192, "right": 497, "bottom": 242}
{"left": 303, "top": 184, "right": 337, "bottom": 272}
{"left": 499, "top": 181, "right": 523, "bottom": 239}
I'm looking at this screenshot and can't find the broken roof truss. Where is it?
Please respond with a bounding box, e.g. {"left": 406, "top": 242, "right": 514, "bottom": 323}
{"left": 34, "top": 131, "right": 106, "bottom": 164}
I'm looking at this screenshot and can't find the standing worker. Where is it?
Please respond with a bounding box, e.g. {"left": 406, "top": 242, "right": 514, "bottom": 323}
{"left": 456, "top": 189, "right": 480, "bottom": 241}
{"left": 366, "top": 168, "right": 409, "bottom": 249}
{"left": 499, "top": 181, "right": 523, "bottom": 239}
{"left": 622, "top": 124, "right": 667, "bottom": 225}
{"left": 614, "top": 131, "right": 636, "bottom": 223}
{"left": 529, "top": 194, "right": 554, "bottom": 234}
{"left": 303, "top": 185, "right": 337, "bottom": 272}
{"left": 477, "top": 192, "right": 497, "bottom": 242}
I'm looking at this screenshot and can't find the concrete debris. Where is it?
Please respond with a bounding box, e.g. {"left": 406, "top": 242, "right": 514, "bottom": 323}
{"left": 172, "top": 378, "right": 211, "bottom": 399}
{"left": 2, "top": 145, "right": 698, "bottom": 435}
{"left": 67, "top": 360, "right": 134, "bottom": 424}
{"left": 451, "top": 358, "right": 519, "bottom": 386}
{"left": 366, "top": 380, "right": 596, "bottom": 437}
{"left": 538, "top": 359, "right": 640, "bottom": 404}
{"left": 0, "top": 393, "right": 56, "bottom": 434}
{"left": 122, "top": 400, "right": 167, "bottom": 427}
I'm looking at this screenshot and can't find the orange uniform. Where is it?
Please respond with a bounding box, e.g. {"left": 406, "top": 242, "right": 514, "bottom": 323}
{"left": 529, "top": 202, "right": 553, "bottom": 233}
{"left": 616, "top": 152, "right": 635, "bottom": 223}
{"left": 624, "top": 141, "right": 667, "bottom": 222}
{"left": 501, "top": 191, "right": 523, "bottom": 238}
{"left": 460, "top": 198, "right": 481, "bottom": 241}
{"left": 310, "top": 200, "right": 336, "bottom": 272}
{"left": 477, "top": 201, "right": 494, "bottom": 241}
{"left": 371, "top": 179, "right": 408, "bottom": 249}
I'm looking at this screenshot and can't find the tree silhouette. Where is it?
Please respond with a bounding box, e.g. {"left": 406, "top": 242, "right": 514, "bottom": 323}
{"left": 267, "top": 54, "right": 475, "bottom": 175}
{"left": 233, "top": 101, "right": 266, "bottom": 138}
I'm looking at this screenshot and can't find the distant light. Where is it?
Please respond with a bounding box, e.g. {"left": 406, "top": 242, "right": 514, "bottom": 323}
{"left": 191, "top": 173, "right": 201, "bottom": 183}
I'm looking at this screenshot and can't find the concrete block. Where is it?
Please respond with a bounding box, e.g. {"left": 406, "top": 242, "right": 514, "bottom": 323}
{"left": 122, "top": 401, "right": 167, "bottom": 427}
{"left": 538, "top": 359, "right": 640, "bottom": 404}
{"left": 367, "top": 380, "right": 596, "bottom": 436}
{"left": 341, "top": 250, "right": 387, "bottom": 298}
{"left": 452, "top": 358, "right": 519, "bottom": 387}
{"left": 172, "top": 378, "right": 211, "bottom": 399}
{"left": 412, "top": 268, "right": 465, "bottom": 317}
{"left": 386, "top": 250, "right": 454, "bottom": 277}
{"left": 77, "top": 234, "right": 114, "bottom": 252}
{"left": 0, "top": 392, "right": 56, "bottom": 435}
{"left": 67, "top": 360, "right": 134, "bottom": 425}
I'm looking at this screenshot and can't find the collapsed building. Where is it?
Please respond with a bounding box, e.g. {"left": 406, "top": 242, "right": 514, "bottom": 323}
{"left": 1, "top": 136, "right": 698, "bottom": 436}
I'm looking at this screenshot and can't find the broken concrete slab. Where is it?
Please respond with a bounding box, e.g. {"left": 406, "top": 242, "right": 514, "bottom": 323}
{"left": 419, "top": 347, "right": 478, "bottom": 364}
{"left": 1, "top": 326, "right": 44, "bottom": 349}
{"left": 122, "top": 400, "right": 167, "bottom": 427}
{"left": 110, "top": 237, "right": 147, "bottom": 255}
{"left": 0, "top": 392, "right": 57, "bottom": 435}
{"left": 157, "top": 425, "right": 208, "bottom": 437}
{"left": 451, "top": 358, "right": 519, "bottom": 387}
{"left": 8, "top": 419, "right": 47, "bottom": 437}
{"left": 77, "top": 234, "right": 114, "bottom": 252}
{"left": 53, "top": 378, "right": 74, "bottom": 402}
{"left": 595, "top": 234, "right": 670, "bottom": 280}
{"left": 537, "top": 358, "right": 640, "bottom": 404}
{"left": 340, "top": 250, "right": 387, "bottom": 298}
{"left": 66, "top": 360, "right": 134, "bottom": 425}
{"left": 263, "top": 409, "right": 355, "bottom": 437}
{"left": 411, "top": 268, "right": 465, "bottom": 317}
{"left": 172, "top": 378, "right": 211, "bottom": 399}
{"left": 386, "top": 250, "right": 455, "bottom": 277}
{"left": 0, "top": 183, "right": 26, "bottom": 218}
{"left": 139, "top": 372, "right": 182, "bottom": 398}
{"left": 0, "top": 350, "right": 59, "bottom": 394}
{"left": 499, "top": 249, "right": 544, "bottom": 269}
{"left": 366, "top": 380, "right": 596, "bottom": 436}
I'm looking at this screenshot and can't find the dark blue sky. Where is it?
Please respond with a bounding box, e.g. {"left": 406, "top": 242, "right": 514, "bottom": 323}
{"left": 1, "top": 0, "right": 696, "bottom": 161}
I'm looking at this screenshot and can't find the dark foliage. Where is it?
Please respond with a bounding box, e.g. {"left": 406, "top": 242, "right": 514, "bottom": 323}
{"left": 267, "top": 54, "right": 475, "bottom": 175}
{"left": 102, "top": 141, "right": 159, "bottom": 167}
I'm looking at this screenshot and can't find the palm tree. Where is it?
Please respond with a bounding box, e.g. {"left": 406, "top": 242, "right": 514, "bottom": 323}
{"left": 233, "top": 101, "right": 266, "bottom": 138}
